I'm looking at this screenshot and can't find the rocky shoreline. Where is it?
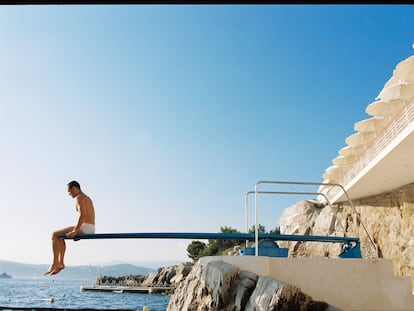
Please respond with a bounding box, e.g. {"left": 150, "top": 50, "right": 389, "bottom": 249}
{"left": 96, "top": 259, "right": 337, "bottom": 310}
{"left": 168, "top": 259, "right": 339, "bottom": 311}
{"left": 95, "top": 262, "right": 193, "bottom": 294}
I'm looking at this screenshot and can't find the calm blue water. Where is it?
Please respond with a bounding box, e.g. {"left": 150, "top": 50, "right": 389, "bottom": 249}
{"left": 0, "top": 278, "right": 170, "bottom": 311}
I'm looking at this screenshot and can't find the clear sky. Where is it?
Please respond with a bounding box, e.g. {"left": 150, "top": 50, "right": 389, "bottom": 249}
{"left": 1, "top": 4, "right": 414, "bottom": 267}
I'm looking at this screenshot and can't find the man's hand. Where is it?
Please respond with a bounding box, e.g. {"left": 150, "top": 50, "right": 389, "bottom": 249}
{"left": 66, "top": 231, "right": 77, "bottom": 239}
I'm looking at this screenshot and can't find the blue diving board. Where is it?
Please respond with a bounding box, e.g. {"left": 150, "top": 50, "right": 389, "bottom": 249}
{"left": 59, "top": 232, "right": 362, "bottom": 258}
{"left": 60, "top": 232, "right": 359, "bottom": 243}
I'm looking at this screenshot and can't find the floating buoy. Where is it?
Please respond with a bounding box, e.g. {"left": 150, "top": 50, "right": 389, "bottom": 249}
{"left": 50, "top": 297, "right": 55, "bottom": 303}
{"left": 143, "top": 306, "right": 149, "bottom": 311}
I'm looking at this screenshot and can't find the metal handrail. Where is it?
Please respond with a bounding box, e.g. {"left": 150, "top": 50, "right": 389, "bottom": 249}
{"left": 244, "top": 190, "right": 346, "bottom": 248}
{"left": 253, "top": 181, "right": 377, "bottom": 257}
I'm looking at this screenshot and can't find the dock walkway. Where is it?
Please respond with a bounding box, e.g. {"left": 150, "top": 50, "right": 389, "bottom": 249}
{"left": 80, "top": 285, "right": 171, "bottom": 294}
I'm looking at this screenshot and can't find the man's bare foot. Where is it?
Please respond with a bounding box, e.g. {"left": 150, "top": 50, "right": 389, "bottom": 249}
{"left": 44, "top": 265, "right": 56, "bottom": 276}
{"left": 50, "top": 264, "right": 65, "bottom": 275}
{"left": 44, "top": 264, "right": 64, "bottom": 276}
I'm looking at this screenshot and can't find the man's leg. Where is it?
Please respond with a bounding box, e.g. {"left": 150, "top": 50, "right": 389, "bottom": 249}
{"left": 60, "top": 238, "right": 67, "bottom": 266}
{"left": 44, "top": 226, "right": 74, "bottom": 275}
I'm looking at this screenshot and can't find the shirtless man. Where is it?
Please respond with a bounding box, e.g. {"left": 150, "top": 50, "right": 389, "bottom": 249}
{"left": 44, "top": 181, "right": 95, "bottom": 276}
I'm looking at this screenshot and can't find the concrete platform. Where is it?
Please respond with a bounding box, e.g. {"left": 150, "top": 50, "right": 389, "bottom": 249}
{"left": 201, "top": 256, "right": 414, "bottom": 311}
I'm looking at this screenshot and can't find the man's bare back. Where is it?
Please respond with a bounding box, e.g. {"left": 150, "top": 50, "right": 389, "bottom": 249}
{"left": 66, "top": 189, "right": 95, "bottom": 238}
{"left": 74, "top": 193, "right": 95, "bottom": 229}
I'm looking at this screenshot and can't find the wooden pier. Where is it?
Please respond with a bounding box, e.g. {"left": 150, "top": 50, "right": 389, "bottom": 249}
{"left": 80, "top": 285, "right": 171, "bottom": 294}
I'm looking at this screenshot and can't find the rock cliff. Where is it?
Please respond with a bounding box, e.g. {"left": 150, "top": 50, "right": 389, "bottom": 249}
{"left": 96, "top": 262, "right": 193, "bottom": 289}
{"left": 278, "top": 182, "right": 414, "bottom": 287}
{"left": 167, "top": 259, "right": 339, "bottom": 311}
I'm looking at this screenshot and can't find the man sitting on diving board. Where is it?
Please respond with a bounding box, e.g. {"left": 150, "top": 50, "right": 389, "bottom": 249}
{"left": 44, "top": 180, "right": 95, "bottom": 276}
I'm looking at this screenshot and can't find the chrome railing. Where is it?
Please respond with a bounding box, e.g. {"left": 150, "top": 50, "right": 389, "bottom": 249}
{"left": 253, "top": 181, "right": 377, "bottom": 258}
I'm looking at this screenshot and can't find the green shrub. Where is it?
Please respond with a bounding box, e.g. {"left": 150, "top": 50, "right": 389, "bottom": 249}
{"left": 186, "top": 224, "right": 281, "bottom": 261}
{"left": 314, "top": 202, "right": 327, "bottom": 209}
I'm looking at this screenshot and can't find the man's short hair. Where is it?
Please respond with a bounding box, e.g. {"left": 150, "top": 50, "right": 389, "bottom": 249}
{"left": 67, "top": 180, "right": 81, "bottom": 190}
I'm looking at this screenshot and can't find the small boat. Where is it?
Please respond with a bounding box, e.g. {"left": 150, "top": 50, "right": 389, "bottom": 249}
{"left": 0, "top": 272, "right": 11, "bottom": 279}
{"left": 112, "top": 289, "right": 123, "bottom": 293}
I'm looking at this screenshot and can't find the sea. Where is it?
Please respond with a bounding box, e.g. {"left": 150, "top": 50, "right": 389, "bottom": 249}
{"left": 0, "top": 278, "right": 170, "bottom": 311}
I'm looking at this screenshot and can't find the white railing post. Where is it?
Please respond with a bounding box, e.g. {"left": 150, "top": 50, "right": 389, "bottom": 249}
{"left": 254, "top": 183, "right": 259, "bottom": 256}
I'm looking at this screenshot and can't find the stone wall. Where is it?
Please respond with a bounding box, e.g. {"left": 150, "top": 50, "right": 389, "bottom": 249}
{"left": 278, "top": 183, "right": 414, "bottom": 287}
{"left": 167, "top": 259, "right": 338, "bottom": 311}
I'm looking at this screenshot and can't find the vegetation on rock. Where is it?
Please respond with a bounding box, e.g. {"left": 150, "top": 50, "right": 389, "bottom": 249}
{"left": 186, "top": 225, "right": 280, "bottom": 261}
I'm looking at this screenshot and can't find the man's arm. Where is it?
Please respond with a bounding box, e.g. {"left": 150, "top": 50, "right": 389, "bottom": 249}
{"left": 67, "top": 196, "right": 88, "bottom": 238}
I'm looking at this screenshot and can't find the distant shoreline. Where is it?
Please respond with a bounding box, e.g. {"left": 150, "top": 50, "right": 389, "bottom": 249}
{"left": 0, "top": 259, "right": 173, "bottom": 280}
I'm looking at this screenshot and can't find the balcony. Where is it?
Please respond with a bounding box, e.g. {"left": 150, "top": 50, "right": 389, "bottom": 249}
{"left": 320, "top": 55, "right": 414, "bottom": 203}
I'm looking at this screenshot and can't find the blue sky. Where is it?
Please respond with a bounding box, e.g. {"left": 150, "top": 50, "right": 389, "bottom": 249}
{"left": 1, "top": 5, "right": 414, "bottom": 267}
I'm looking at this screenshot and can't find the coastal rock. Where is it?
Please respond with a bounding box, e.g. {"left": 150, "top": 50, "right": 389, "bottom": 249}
{"left": 232, "top": 271, "right": 257, "bottom": 310}
{"left": 96, "top": 274, "right": 146, "bottom": 286}
{"left": 167, "top": 259, "right": 337, "bottom": 311}
{"left": 141, "top": 262, "right": 193, "bottom": 287}
{"left": 96, "top": 262, "right": 193, "bottom": 288}
{"left": 167, "top": 260, "right": 239, "bottom": 310}
{"left": 245, "top": 275, "right": 334, "bottom": 311}
{"left": 170, "top": 262, "right": 193, "bottom": 285}
{"left": 278, "top": 183, "right": 414, "bottom": 287}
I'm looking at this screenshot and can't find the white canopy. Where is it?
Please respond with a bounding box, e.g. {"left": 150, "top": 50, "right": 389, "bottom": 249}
{"left": 332, "top": 155, "right": 358, "bottom": 166}
{"left": 383, "top": 75, "right": 401, "bottom": 88}
{"left": 366, "top": 98, "right": 406, "bottom": 119}
{"left": 345, "top": 131, "right": 376, "bottom": 147}
{"left": 354, "top": 117, "right": 388, "bottom": 133}
{"left": 393, "top": 55, "right": 414, "bottom": 83}
{"left": 322, "top": 165, "right": 345, "bottom": 182}
{"left": 321, "top": 54, "right": 414, "bottom": 192}
{"left": 376, "top": 83, "right": 414, "bottom": 102}
{"left": 338, "top": 145, "right": 365, "bottom": 157}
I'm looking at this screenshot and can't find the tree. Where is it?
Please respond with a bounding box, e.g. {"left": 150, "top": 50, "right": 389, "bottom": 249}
{"left": 186, "top": 226, "right": 244, "bottom": 261}
{"left": 186, "top": 225, "right": 283, "bottom": 261}
{"left": 216, "top": 226, "right": 243, "bottom": 250}
{"left": 201, "top": 241, "right": 219, "bottom": 257}
{"left": 269, "top": 226, "right": 281, "bottom": 234}
{"left": 187, "top": 241, "right": 207, "bottom": 261}
{"left": 248, "top": 224, "right": 267, "bottom": 234}
{"left": 220, "top": 226, "right": 239, "bottom": 233}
